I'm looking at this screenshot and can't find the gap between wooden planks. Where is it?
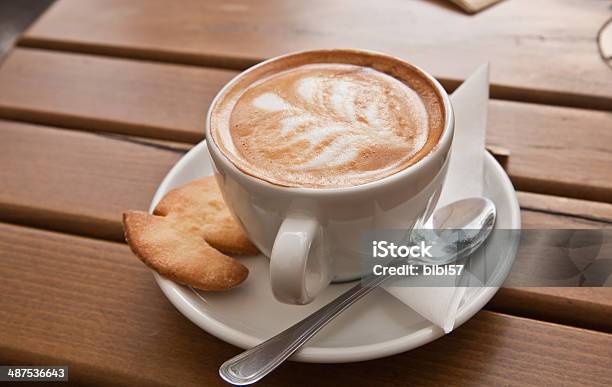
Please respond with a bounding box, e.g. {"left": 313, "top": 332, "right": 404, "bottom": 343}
{"left": 0, "top": 119, "right": 610, "bottom": 333}
{"left": 0, "top": 49, "right": 610, "bottom": 203}
{"left": 0, "top": 221, "right": 611, "bottom": 387}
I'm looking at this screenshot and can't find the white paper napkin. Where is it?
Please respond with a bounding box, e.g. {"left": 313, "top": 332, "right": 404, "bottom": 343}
{"left": 384, "top": 64, "right": 490, "bottom": 333}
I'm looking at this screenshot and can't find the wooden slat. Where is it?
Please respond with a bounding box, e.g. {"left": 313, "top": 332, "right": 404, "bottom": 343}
{"left": 0, "top": 120, "right": 183, "bottom": 241}
{"left": 19, "top": 0, "right": 612, "bottom": 110}
{"left": 2, "top": 119, "right": 611, "bottom": 242}
{"left": 490, "top": 287, "right": 612, "bottom": 334}
{"left": 1, "top": 222, "right": 611, "bottom": 386}
{"left": 486, "top": 101, "right": 612, "bottom": 203}
{"left": 0, "top": 49, "right": 236, "bottom": 143}
{"left": 0, "top": 120, "right": 611, "bottom": 332}
{"left": 0, "top": 49, "right": 610, "bottom": 202}
{"left": 493, "top": 191, "right": 612, "bottom": 333}
{"left": 518, "top": 191, "right": 612, "bottom": 224}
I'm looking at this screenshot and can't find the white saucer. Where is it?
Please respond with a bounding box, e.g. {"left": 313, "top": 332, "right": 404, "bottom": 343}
{"left": 151, "top": 141, "right": 520, "bottom": 363}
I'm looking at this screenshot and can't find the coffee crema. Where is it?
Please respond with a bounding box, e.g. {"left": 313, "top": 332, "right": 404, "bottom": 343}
{"left": 211, "top": 63, "right": 444, "bottom": 188}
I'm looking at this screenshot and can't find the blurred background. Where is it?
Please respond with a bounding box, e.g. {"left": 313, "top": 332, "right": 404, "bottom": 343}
{"left": 0, "top": 0, "right": 54, "bottom": 58}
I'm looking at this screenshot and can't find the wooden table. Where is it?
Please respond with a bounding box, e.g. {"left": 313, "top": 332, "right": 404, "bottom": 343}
{"left": 0, "top": 1, "right": 611, "bottom": 385}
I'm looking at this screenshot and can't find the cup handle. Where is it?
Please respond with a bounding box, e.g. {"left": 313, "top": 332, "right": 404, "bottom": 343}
{"left": 270, "top": 215, "right": 330, "bottom": 304}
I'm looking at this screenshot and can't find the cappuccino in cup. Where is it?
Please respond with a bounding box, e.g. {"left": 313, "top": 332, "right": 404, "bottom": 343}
{"left": 207, "top": 50, "right": 453, "bottom": 304}
{"left": 210, "top": 53, "right": 445, "bottom": 188}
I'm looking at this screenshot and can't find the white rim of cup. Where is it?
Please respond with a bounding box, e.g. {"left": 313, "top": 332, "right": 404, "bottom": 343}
{"left": 205, "top": 48, "right": 455, "bottom": 197}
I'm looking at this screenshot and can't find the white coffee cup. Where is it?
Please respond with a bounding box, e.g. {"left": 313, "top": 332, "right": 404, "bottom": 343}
{"left": 206, "top": 49, "right": 454, "bottom": 305}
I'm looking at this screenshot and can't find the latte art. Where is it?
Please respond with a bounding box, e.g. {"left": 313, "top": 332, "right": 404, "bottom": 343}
{"left": 212, "top": 63, "right": 444, "bottom": 188}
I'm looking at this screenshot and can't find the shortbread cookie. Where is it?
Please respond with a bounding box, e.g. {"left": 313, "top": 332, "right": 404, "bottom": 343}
{"left": 123, "top": 176, "right": 256, "bottom": 290}
{"left": 154, "top": 177, "right": 257, "bottom": 255}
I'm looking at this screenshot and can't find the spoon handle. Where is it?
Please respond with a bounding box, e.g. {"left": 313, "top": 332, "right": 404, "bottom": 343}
{"left": 219, "top": 273, "right": 388, "bottom": 385}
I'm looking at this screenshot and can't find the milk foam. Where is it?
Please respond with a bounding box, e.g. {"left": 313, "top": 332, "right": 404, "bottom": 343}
{"left": 252, "top": 92, "right": 290, "bottom": 111}
{"left": 215, "top": 63, "right": 441, "bottom": 188}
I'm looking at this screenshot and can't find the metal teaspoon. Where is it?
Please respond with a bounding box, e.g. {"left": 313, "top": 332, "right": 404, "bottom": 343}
{"left": 220, "top": 197, "right": 496, "bottom": 385}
